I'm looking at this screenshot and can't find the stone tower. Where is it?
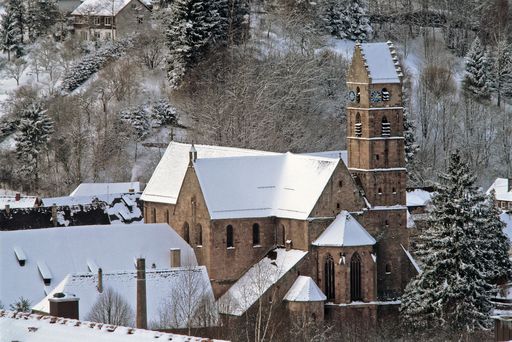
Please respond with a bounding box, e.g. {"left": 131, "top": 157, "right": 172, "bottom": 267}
{"left": 346, "top": 41, "right": 409, "bottom": 299}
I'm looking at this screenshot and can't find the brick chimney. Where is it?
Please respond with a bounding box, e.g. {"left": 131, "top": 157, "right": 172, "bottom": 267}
{"left": 508, "top": 178, "right": 512, "bottom": 193}
{"left": 15, "top": 193, "right": 20, "bottom": 201}
{"left": 49, "top": 293, "right": 79, "bottom": 319}
{"left": 136, "top": 258, "right": 147, "bottom": 329}
{"left": 51, "top": 205, "right": 58, "bottom": 227}
{"left": 189, "top": 144, "right": 197, "bottom": 164}
{"left": 170, "top": 248, "right": 181, "bottom": 267}
{"left": 97, "top": 268, "right": 103, "bottom": 293}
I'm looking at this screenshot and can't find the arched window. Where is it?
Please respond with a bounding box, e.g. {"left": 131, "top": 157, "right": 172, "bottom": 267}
{"left": 183, "top": 222, "right": 190, "bottom": 243}
{"left": 378, "top": 187, "right": 382, "bottom": 195}
{"left": 350, "top": 252, "right": 362, "bottom": 301}
{"left": 196, "top": 223, "right": 203, "bottom": 246}
{"left": 356, "top": 87, "right": 361, "bottom": 103}
{"left": 355, "top": 113, "right": 362, "bottom": 137}
{"left": 382, "top": 88, "right": 390, "bottom": 101}
{"left": 226, "top": 225, "right": 234, "bottom": 248}
{"left": 338, "top": 180, "right": 343, "bottom": 188}
{"left": 324, "top": 254, "right": 335, "bottom": 301}
{"left": 381, "top": 116, "right": 391, "bottom": 137}
{"left": 252, "top": 223, "right": 260, "bottom": 246}
{"left": 392, "top": 187, "right": 396, "bottom": 194}
{"left": 385, "top": 263, "right": 392, "bottom": 274}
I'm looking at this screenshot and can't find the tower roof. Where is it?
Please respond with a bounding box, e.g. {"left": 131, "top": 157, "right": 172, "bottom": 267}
{"left": 312, "top": 211, "right": 376, "bottom": 247}
{"left": 358, "top": 42, "right": 402, "bottom": 84}
{"left": 284, "top": 276, "right": 326, "bottom": 302}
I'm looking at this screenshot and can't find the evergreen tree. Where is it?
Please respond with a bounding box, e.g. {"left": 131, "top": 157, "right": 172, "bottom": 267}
{"left": 151, "top": 98, "right": 178, "bottom": 127}
{"left": 15, "top": 101, "right": 54, "bottom": 190}
{"left": 26, "top": 0, "right": 59, "bottom": 42}
{"left": 226, "top": 0, "right": 250, "bottom": 44}
{"left": 166, "top": 0, "right": 228, "bottom": 88}
{"left": 120, "top": 106, "right": 151, "bottom": 141}
{"left": 463, "top": 37, "right": 492, "bottom": 100}
{"left": 8, "top": 0, "right": 25, "bottom": 44}
{"left": 477, "top": 191, "right": 512, "bottom": 284}
{"left": 491, "top": 38, "right": 512, "bottom": 106}
{"left": 400, "top": 152, "right": 494, "bottom": 337}
{"left": 0, "top": 3, "right": 23, "bottom": 60}
{"left": 320, "top": 0, "right": 372, "bottom": 41}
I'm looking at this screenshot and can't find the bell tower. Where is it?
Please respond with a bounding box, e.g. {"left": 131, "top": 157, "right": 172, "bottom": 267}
{"left": 346, "top": 41, "right": 410, "bottom": 299}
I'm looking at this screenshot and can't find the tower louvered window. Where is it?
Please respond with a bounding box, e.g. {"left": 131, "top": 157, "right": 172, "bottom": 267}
{"left": 382, "top": 88, "right": 390, "bottom": 101}
{"left": 381, "top": 116, "right": 391, "bottom": 137}
{"left": 355, "top": 113, "right": 362, "bottom": 137}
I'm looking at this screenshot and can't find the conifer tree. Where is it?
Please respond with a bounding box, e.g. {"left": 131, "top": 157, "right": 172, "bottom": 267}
{"left": 477, "top": 191, "right": 512, "bottom": 284}
{"left": 152, "top": 98, "right": 178, "bottom": 127}
{"left": 15, "top": 101, "right": 54, "bottom": 190}
{"left": 8, "top": 0, "right": 25, "bottom": 44}
{"left": 26, "top": 0, "right": 59, "bottom": 42}
{"left": 400, "top": 152, "right": 493, "bottom": 337}
{"left": 320, "top": 0, "right": 372, "bottom": 41}
{"left": 491, "top": 38, "right": 512, "bottom": 106}
{"left": 0, "top": 3, "right": 23, "bottom": 60}
{"left": 463, "top": 37, "right": 492, "bottom": 100}
{"left": 166, "top": 0, "right": 228, "bottom": 88}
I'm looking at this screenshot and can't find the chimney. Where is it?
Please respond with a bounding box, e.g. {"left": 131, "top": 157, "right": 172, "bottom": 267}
{"left": 128, "top": 188, "right": 134, "bottom": 193}
{"left": 285, "top": 240, "right": 292, "bottom": 251}
{"left": 4, "top": 204, "right": 9, "bottom": 215}
{"left": 170, "top": 248, "right": 181, "bottom": 267}
{"left": 97, "top": 268, "right": 103, "bottom": 293}
{"left": 189, "top": 144, "right": 197, "bottom": 164}
{"left": 49, "top": 293, "right": 79, "bottom": 320}
{"left": 15, "top": 193, "right": 20, "bottom": 201}
{"left": 508, "top": 179, "right": 512, "bottom": 193}
{"left": 51, "top": 205, "right": 58, "bottom": 227}
{"left": 136, "top": 258, "right": 147, "bottom": 329}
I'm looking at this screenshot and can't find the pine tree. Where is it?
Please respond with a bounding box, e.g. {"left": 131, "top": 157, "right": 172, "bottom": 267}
{"left": 120, "top": 106, "right": 151, "bottom": 141}
{"left": 491, "top": 38, "right": 512, "bottom": 106}
{"left": 477, "top": 191, "right": 512, "bottom": 284}
{"left": 9, "top": 0, "right": 25, "bottom": 44}
{"left": 0, "top": 3, "right": 23, "bottom": 60}
{"left": 166, "top": 0, "right": 228, "bottom": 88}
{"left": 320, "top": 0, "right": 372, "bottom": 41}
{"left": 15, "top": 101, "right": 54, "bottom": 190}
{"left": 151, "top": 98, "right": 178, "bottom": 127}
{"left": 400, "top": 152, "right": 494, "bottom": 337}
{"left": 463, "top": 37, "right": 492, "bottom": 100}
{"left": 26, "top": 0, "right": 59, "bottom": 42}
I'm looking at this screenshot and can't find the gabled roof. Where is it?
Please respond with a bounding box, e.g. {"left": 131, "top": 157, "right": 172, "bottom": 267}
{"left": 406, "top": 189, "right": 433, "bottom": 207}
{"left": 193, "top": 153, "right": 340, "bottom": 220}
{"left": 488, "top": 178, "right": 512, "bottom": 201}
{"left": 71, "top": 0, "right": 149, "bottom": 16}
{"left": 312, "top": 211, "right": 376, "bottom": 247}
{"left": 141, "top": 142, "right": 277, "bottom": 205}
{"left": 70, "top": 182, "right": 140, "bottom": 197}
{"left": 0, "top": 311, "right": 226, "bottom": 342}
{"left": 284, "top": 276, "right": 326, "bottom": 302}
{"left": 358, "top": 42, "right": 402, "bottom": 84}
{"left": 33, "top": 267, "right": 216, "bottom": 328}
{"left": 0, "top": 224, "right": 196, "bottom": 310}
{"left": 218, "top": 248, "right": 308, "bottom": 316}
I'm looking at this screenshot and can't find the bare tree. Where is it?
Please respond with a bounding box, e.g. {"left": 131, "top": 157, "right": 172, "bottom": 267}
{"left": 9, "top": 297, "right": 31, "bottom": 313}
{"left": 4, "top": 57, "right": 27, "bottom": 86}
{"left": 85, "top": 287, "right": 134, "bottom": 326}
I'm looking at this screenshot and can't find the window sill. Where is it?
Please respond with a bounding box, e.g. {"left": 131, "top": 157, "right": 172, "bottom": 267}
{"left": 253, "top": 245, "right": 262, "bottom": 248}
{"left": 227, "top": 247, "right": 235, "bottom": 250}
{"left": 196, "top": 245, "right": 203, "bottom": 248}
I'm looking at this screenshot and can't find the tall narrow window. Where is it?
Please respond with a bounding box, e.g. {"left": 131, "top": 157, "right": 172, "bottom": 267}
{"left": 381, "top": 116, "right": 391, "bottom": 137}
{"left": 324, "top": 254, "right": 335, "bottom": 301}
{"left": 382, "top": 88, "right": 390, "bottom": 101}
{"left": 356, "top": 87, "right": 361, "bottom": 103}
{"left": 166, "top": 209, "right": 170, "bottom": 224}
{"left": 278, "top": 224, "right": 286, "bottom": 246}
{"left": 152, "top": 208, "right": 157, "bottom": 223}
{"left": 226, "top": 225, "right": 234, "bottom": 248}
{"left": 350, "top": 252, "right": 362, "bottom": 301}
{"left": 355, "top": 113, "right": 362, "bottom": 137}
{"left": 252, "top": 223, "right": 260, "bottom": 246}
{"left": 183, "top": 222, "right": 190, "bottom": 244}
{"left": 196, "top": 224, "right": 203, "bottom": 246}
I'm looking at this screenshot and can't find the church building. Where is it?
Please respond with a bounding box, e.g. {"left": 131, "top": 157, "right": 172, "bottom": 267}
{"left": 141, "top": 41, "right": 417, "bottom": 324}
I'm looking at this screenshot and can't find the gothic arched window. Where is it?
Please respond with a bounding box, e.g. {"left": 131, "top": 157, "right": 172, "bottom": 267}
{"left": 324, "top": 254, "right": 335, "bottom": 301}
{"left": 356, "top": 87, "right": 361, "bottom": 103}
{"left": 350, "top": 252, "right": 362, "bottom": 301}
{"left": 196, "top": 223, "right": 203, "bottom": 246}
{"left": 226, "top": 225, "right": 234, "bottom": 248}
{"left": 252, "top": 223, "right": 260, "bottom": 246}
{"left": 183, "top": 222, "right": 190, "bottom": 244}
{"left": 381, "top": 116, "right": 391, "bottom": 137}
{"left": 355, "top": 113, "right": 362, "bottom": 137}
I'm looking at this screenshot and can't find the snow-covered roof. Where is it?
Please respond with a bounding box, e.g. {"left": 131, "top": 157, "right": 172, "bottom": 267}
{"left": 359, "top": 42, "right": 402, "bottom": 84}
{"left": 406, "top": 189, "right": 432, "bottom": 207}
{"left": 0, "top": 311, "right": 225, "bottom": 342}
{"left": 218, "top": 248, "right": 308, "bottom": 316}
{"left": 401, "top": 245, "right": 421, "bottom": 274}
{"left": 488, "top": 178, "right": 512, "bottom": 202}
{"left": 194, "top": 153, "right": 340, "bottom": 220}
{"left": 406, "top": 210, "right": 416, "bottom": 229}
{"left": 141, "top": 142, "right": 278, "bottom": 205}
{"left": 283, "top": 276, "right": 326, "bottom": 302}
{"left": 0, "top": 224, "right": 196, "bottom": 310}
{"left": 71, "top": 0, "right": 149, "bottom": 16}
{"left": 34, "top": 267, "right": 216, "bottom": 328}
{"left": 0, "top": 195, "right": 37, "bottom": 210}
{"left": 303, "top": 150, "right": 348, "bottom": 165}
{"left": 312, "top": 211, "right": 376, "bottom": 247}
{"left": 70, "top": 182, "right": 140, "bottom": 197}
